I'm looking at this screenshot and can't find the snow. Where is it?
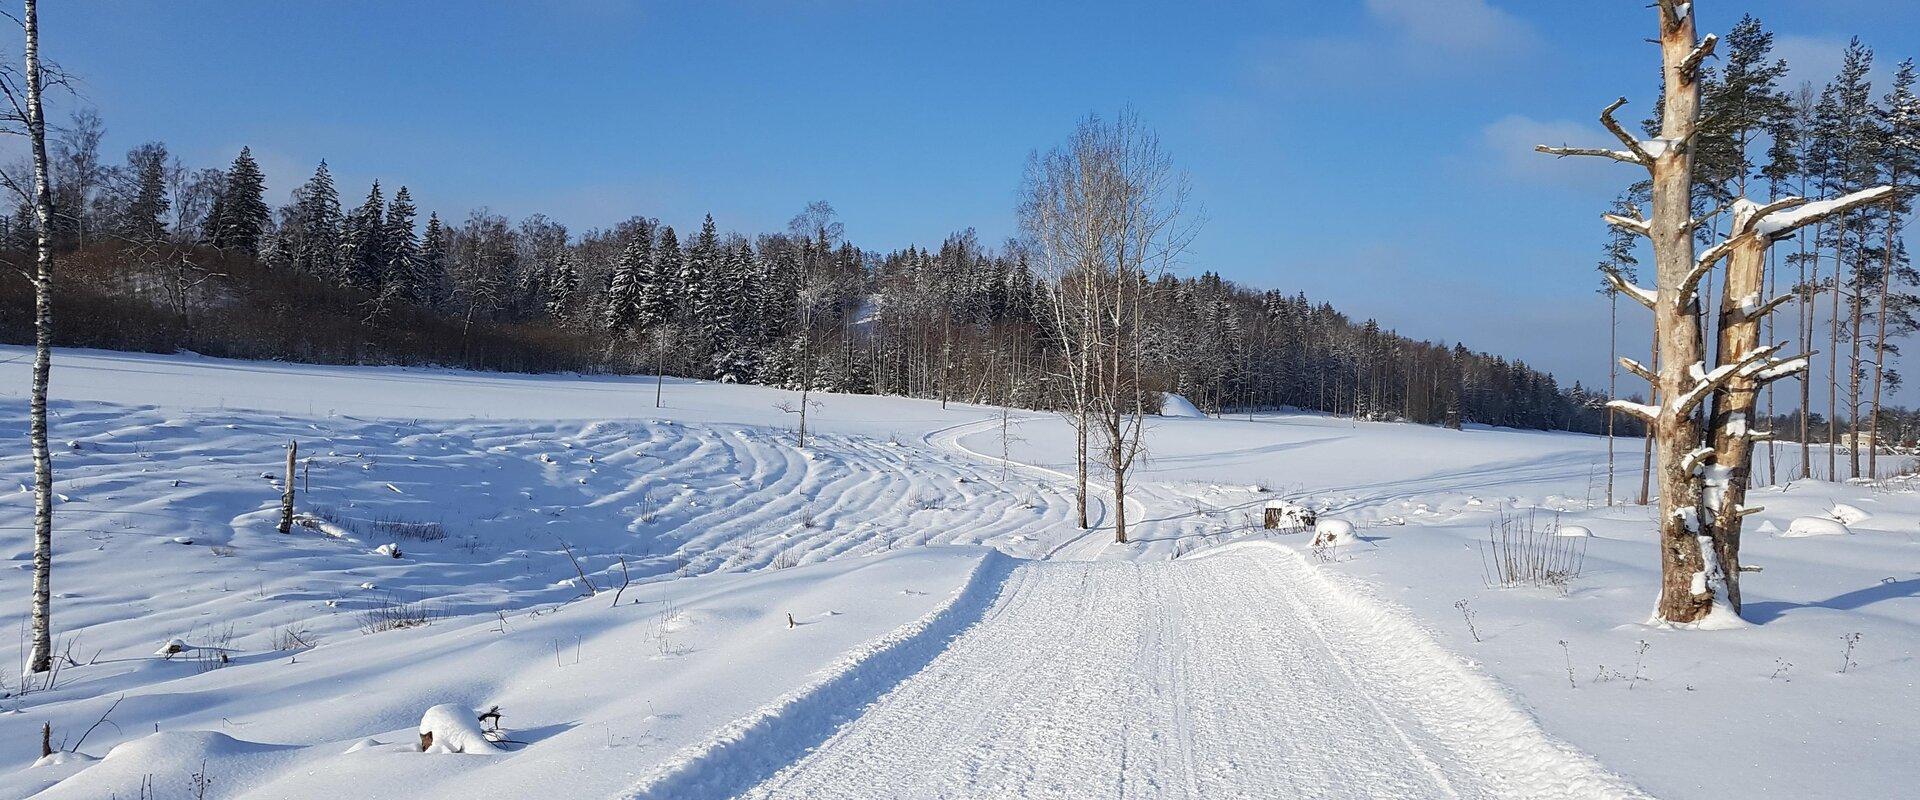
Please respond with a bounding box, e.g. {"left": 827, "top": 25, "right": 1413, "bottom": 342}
{"left": 1783, "top": 515, "right": 1852, "bottom": 537}
{"left": 1828, "top": 503, "right": 1873, "bottom": 525}
{"left": 1555, "top": 524, "right": 1592, "bottom": 538}
{"left": 0, "top": 346, "right": 1915, "bottom": 799}
{"left": 1159, "top": 392, "right": 1205, "bottom": 418}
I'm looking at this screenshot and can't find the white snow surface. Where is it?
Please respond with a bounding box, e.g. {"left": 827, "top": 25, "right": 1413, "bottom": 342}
{"left": 1784, "top": 515, "right": 1852, "bottom": 537}
{"left": 0, "top": 346, "right": 1915, "bottom": 799}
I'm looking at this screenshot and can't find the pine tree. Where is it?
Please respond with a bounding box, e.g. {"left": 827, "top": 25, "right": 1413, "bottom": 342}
{"left": 648, "top": 225, "right": 682, "bottom": 328}
{"left": 206, "top": 147, "right": 268, "bottom": 256}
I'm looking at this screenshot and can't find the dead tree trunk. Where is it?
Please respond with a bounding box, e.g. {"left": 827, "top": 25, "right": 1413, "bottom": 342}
{"left": 24, "top": 0, "right": 56, "bottom": 676}
{"left": 1703, "top": 190, "right": 1887, "bottom": 612}
{"left": 1540, "top": 1, "right": 1735, "bottom": 624}
{"left": 278, "top": 440, "right": 298, "bottom": 533}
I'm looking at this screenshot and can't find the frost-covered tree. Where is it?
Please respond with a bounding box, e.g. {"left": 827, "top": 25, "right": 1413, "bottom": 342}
{"left": 384, "top": 186, "right": 421, "bottom": 303}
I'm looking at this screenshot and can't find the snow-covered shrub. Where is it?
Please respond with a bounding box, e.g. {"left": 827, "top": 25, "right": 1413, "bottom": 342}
{"left": 418, "top": 704, "right": 502, "bottom": 754}
{"left": 369, "top": 517, "right": 448, "bottom": 541}
{"left": 358, "top": 594, "right": 439, "bottom": 634}
{"left": 1480, "top": 509, "right": 1585, "bottom": 592}
{"left": 1827, "top": 504, "right": 1873, "bottom": 525}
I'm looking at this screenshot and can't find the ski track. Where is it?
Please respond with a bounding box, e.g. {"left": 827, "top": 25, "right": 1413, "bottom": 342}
{"left": 612, "top": 413, "right": 1644, "bottom": 800}
{"left": 731, "top": 551, "right": 1645, "bottom": 800}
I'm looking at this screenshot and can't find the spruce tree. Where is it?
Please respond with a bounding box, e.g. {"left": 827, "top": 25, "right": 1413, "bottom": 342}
{"left": 292, "top": 161, "right": 344, "bottom": 277}
{"left": 123, "top": 142, "right": 170, "bottom": 242}
{"left": 604, "top": 237, "right": 646, "bottom": 335}
{"left": 207, "top": 146, "right": 268, "bottom": 256}
{"left": 340, "top": 181, "right": 388, "bottom": 290}
{"left": 384, "top": 186, "right": 421, "bottom": 301}
{"left": 546, "top": 249, "right": 580, "bottom": 320}
{"left": 418, "top": 212, "right": 449, "bottom": 308}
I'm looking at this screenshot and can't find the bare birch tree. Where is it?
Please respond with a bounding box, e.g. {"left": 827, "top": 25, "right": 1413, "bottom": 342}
{"left": 1022, "top": 111, "right": 1191, "bottom": 543}
{"left": 1538, "top": 0, "right": 1890, "bottom": 624}
{"left": 14, "top": 0, "right": 56, "bottom": 674}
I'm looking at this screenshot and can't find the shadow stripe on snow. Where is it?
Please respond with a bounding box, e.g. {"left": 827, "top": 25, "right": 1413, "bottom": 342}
{"left": 617, "top": 550, "right": 1021, "bottom": 800}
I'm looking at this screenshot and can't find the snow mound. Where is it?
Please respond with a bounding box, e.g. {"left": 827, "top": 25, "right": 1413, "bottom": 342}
{"left": 31, "top": 751, "right": 97, "bottom": 768}
{"left": 1828, "top": 504, "right": 1873, "bottom": 525}
{"left": 1555, "top": 524, "right": 1592, "bottom": 538}
{"left": 1311, "top": 518, "right": 1357, "bottom": 547}
{"left": 419, "top": 703, "right": 502, "bottom": 754}
{"left": 1783, "top": 516, "right": 1851, "bottom": 538}
{"left": 1159, "top": 393, "right": 1206, "bottom": 418}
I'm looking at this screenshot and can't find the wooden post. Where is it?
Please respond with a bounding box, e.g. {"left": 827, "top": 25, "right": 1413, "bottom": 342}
{"left": 277, "top": 440, "right": 297, "bottom": 533}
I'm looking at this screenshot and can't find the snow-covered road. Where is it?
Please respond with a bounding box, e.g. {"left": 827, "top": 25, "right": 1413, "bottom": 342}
{"left": 730, "top": 550, "right": 1642, "bottom": 800}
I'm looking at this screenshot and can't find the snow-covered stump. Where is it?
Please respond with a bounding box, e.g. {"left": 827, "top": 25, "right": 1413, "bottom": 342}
{"left": 1263, "top": 500, "right": 1315, "bottom": 532}
{"left": 418, "top": 704, "right": 502, "bottom": 754}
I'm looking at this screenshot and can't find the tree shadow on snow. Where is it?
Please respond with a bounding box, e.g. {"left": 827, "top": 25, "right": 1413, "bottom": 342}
{"left": 1743, "top": 578, "right": 1920, "bottom": 624}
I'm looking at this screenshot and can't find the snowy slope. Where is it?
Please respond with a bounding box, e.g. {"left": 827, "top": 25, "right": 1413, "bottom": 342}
{"left": 0, "top": 346, "right": 1913, "bottom": 799}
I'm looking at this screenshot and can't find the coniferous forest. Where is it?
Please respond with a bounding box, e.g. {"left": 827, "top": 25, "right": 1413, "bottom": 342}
{"left": 0, "top": 126, "right": 1625, "bottom": 435}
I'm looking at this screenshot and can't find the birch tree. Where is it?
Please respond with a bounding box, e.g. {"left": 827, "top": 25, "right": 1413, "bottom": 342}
{"left": 1538, "top": 0, "right": 1890, "bottom": 624}
{"left": 1022, "top": 111, "right": 1190, "bottom": 543}
{"left": 14, "top": 0, "right": 56, "bottom": 674}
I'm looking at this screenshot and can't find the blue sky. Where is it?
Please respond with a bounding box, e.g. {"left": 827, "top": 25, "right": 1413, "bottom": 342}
{"left": 30, "top": 0, "right": 1920, "bottom": 400}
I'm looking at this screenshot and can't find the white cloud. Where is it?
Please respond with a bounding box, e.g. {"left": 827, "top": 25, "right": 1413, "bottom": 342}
{"left": 1480, "top": 114, "right": 1624, "bottom": 188}
{"left": 1363, "top": 0, "right": 1534, "bottom": 56}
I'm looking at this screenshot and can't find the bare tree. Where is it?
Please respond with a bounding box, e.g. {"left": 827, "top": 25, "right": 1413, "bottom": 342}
{"left": 1539, "top": 1, "right": 1889, "bottom": 624}
{"left": 1022, "top": 111, "right": 1192, "bottom": 543}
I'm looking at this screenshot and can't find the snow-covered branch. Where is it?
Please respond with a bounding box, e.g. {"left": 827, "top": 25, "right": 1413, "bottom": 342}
{"left": 1739, "top": 351, "right": 1810, "bottom": 384}
{"left": 1680, "top": 446, "right": 1714, "bottom": 476}
{"left": 1602, "top": 212, "right": 1650, "bottom": 238}
{"left": 1679, "top": 33, "right": 1718, "bottom": 78}
{"left": 1619, "top": 356, "right": 1656, "bottom": 384}
{"left": 1755, "top": 186, "right": 1896, "bottom": 241}
{"left": 1675, "top": 346, "right": 1781, "bottom": 417}
{"left": 1730, "top": 291, "right": 1793, "bottom": 325}
{"left": 1534, "top": 144, "right": 1645, "bottom": 167}
{"left": 1606, "top": 398, "right": 1659, "bottom": 423}
{"left": 1600, "top": 98, "right": 1655, "bottom": 165}
{"left": 1601, "top": 266, "right": 1656, "bottom": 309}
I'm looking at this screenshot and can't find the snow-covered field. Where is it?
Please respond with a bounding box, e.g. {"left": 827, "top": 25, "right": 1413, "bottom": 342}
{"left": 0, "top": 347, "right": 1913, "bottom": 799}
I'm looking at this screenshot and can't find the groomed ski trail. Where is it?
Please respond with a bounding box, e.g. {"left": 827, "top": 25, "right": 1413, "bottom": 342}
{"left": 735, "top": 547, "right": 1646, "bottom": 799}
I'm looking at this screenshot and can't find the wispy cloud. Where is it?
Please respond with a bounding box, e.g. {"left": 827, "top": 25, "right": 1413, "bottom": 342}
{"left": 1363, "top": 0, "right": 1535, "bottom": 56}
{"left": 1479, "top": 114, "right": 1625, "bottom": 190}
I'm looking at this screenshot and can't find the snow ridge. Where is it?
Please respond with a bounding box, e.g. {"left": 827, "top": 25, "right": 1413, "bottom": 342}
{"left": 617, "top": 550, "right": 1020, "bottom": 800}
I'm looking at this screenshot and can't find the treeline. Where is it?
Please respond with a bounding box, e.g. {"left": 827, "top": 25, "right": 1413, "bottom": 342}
{"left": 6, "top": 112, "right": 1634, "bottom": 434}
